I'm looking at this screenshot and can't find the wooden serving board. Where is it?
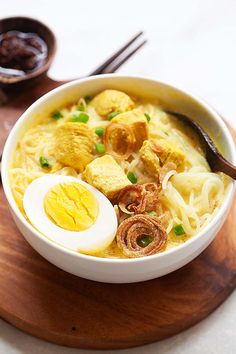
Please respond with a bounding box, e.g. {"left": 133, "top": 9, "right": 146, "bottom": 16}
{"left": 0, "top": 80, "right": 236, "bottom": 350}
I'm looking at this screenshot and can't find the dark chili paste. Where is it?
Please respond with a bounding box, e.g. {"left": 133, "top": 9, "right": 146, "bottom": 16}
{"left": 0, "top": 30, "right": 48, "bottom": 77}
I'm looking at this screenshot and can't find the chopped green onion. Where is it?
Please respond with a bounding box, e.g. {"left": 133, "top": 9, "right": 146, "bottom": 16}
{"left": 70, "top": 112, "right": 89, "bottom": 123}
{"left": 95, "top": 127, "right": 104, "bottom": 136}
{"left": 84, "top": 95, "right": 91, "bottom": 104}
{"left": 137, "top": 235, "right": 154, "bottom": 248}
{"left": 39, "top": 156, "right": 51, "bottom": 168}
{"left": 148, "top": 211, "right": 157, "bottom": 216}
{"left": 164, "top": 132, "right": 169, "bottom": 136}
{"left": 173, "top": 224, "right": 185, "bottom": 236}
{"left": 127, "top": 172, "right": 137, "bottom": 184}
{"left": 51, "top": 111, "right": 63, "bottom": 120}
{"left": 95, "top": 143, "right": 105, "bottom": 154}
{"left": 144, "top": 113, "right": 151, "bottom": 122}
{"left": 108, "top": 111, "right": 120, "bottom": 120}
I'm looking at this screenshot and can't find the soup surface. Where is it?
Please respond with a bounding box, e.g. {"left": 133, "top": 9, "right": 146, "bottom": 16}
{"left": 9, "top": 89, "right": 228, "bottom": 258}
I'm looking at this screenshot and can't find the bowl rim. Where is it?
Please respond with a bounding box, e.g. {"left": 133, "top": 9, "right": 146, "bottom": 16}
{"left": 0, "top": 16, "right": 56, "bottom": 84}
{"left": 1, "top": 74, "right": 236, "bottom": 264}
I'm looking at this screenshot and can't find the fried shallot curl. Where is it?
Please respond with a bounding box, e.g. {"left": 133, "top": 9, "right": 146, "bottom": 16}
{"left": 116, "top": 214, "right": 167, "bottom": 258}
{"left": 104, "top": 121, "right": 135, "bottom": 160}
{"left": 116, "top": 182, "right": 161, "bottom": 215}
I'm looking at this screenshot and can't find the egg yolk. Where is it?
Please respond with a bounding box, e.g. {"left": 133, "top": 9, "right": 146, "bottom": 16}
{"left": 44, "top": 182, "right": 99, "bottom": 231}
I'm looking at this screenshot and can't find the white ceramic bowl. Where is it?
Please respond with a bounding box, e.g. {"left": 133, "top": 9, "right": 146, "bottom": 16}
{"left": 1, "top": 75, "right": 236, "bottom": 283}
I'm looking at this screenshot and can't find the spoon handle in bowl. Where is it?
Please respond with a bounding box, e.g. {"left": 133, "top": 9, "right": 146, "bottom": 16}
{"left": 209, "top": 152, "right": 236, "bottom": 180}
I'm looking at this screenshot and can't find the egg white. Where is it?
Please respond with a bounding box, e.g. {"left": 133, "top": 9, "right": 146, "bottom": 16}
{"left": 23, "top": 175, "right": 117, "bottom": 253}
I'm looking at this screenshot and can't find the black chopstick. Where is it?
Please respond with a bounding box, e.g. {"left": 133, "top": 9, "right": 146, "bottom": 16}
{"left": 100, "top": 39, "right": 147, "bottom": 74}
{"left": 89, "top": 31, "right": 146, "bottom": 75}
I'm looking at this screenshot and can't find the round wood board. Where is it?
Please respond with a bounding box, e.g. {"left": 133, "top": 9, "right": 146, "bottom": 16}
{"left": 0, "top": 81, "right": 236, "bottom": 349}
{"left": 0, "top": 177, "right": 236, "bottom": 350}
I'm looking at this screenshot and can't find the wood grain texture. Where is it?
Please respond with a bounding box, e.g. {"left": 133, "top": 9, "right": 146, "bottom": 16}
{"left": 0, "top": 80, "right": 235, "bottom": 349}
{"left": 0, "top": 185, "right": 235, "bottom": 349}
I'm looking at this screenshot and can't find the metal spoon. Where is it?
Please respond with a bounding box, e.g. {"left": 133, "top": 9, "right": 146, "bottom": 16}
{"left": 166, "top": 111, "right": 236, "bottom": 180}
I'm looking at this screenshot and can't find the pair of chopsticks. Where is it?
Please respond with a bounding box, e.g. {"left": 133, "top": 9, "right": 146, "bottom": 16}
{"left": 89, "top": 31, "right": 147, "bottom": 75}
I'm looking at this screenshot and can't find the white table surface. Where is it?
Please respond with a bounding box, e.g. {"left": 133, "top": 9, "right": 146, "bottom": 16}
{"left": 1, "top": 0, "right": 236, "bottom": 353}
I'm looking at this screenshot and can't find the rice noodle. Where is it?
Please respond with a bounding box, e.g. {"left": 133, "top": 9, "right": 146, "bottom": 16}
{"left": 8, "top": 98, "right": 228, "bottom": 256}
{"left": 162, "top": 170, "right": 176, "bottom": 189}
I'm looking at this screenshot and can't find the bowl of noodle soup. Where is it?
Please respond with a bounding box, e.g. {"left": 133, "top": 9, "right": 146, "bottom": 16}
{"left": 1, "top": 75, "right": 235, "bottom": 283}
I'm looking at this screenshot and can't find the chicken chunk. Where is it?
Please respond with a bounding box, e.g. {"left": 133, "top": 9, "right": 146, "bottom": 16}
{"left": 139, "top": 140, "right": 160, "bottom": 176}
{"left": 54, "top": 122, "right": 94, "bottom": 172}
{"left": 112, "top": 109, "right": 149, "bottom": 150}
{"left": 83, "top": 155, "right": 131, "bottom": 199}
{"left": 140, "top": 139, "right": 185, "bottom": 176}
{"left": 91, "top": 89, "right": 134, "bottom": 117}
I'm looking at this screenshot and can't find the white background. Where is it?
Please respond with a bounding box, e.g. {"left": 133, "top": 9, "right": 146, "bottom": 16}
{"left": 1, "top": 0, "right": 236, "bottom": 353}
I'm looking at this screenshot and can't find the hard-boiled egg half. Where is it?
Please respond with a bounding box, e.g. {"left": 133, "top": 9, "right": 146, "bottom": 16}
{"left": 23, "top": 175, "right": 117, "bottom": 254}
